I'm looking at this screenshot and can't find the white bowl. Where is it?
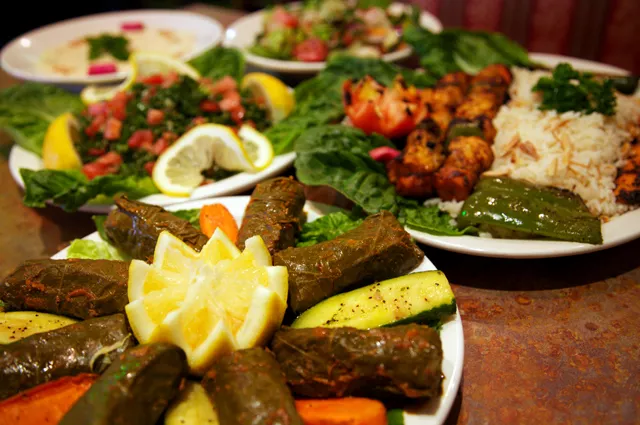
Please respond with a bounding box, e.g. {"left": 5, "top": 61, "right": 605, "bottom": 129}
{"left": 1, "top": 9, "right": 224, "bottom": 88}
{"left": 224, "top": 2, "right": 442, "bottom": 75}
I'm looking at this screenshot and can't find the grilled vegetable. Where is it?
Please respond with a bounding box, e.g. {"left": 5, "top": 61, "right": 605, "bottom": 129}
{"left": 0, "top": 311, "right": 77, "bottom": 344}
{"left": 236, "top": 177, "right": 306, "bottom": 256}
{"left": 0, "top": 313, "right": 133, "bottom": 400}
{"left": 342, "top": 76, "right": 428, "bottom": 140}
{"left": 60, "top": 343, "right": 187, "bottom": 425}
{"left": 607, "top": 75, "right": 639, "bottom": 95}
{"left": 105, "top": 195, "right": 208, "bottom": 261}
{"left": 295, "top": 398, "right": 388, "bottom": 425}
{"left": 164, "top": 382, "right": 219, "bottom": 425}
{"left": 202, "top": 347, "right": 303, "bottom": 425}
{"left": 615, "top": 140, "right": 640, "bottom": 205}
{"left": 1, "top": 259, "right": 129, "bottom": 319}
{"left": 458, "top": 177, "right": 603, "bottom": 244}
{"left": 274, "top": 211, "right": 424, "bottom": 314}
{"left": 0, "top": 374, "right": 97, "bottom": 425}
{"left": 271, "top": 324, "right": 443, "bottom": 399}
{"left": 434, "top": 135, "right": 494, "bottom": 201}
{"left": 291, "top": 271, "right": 456, "bottom": 329}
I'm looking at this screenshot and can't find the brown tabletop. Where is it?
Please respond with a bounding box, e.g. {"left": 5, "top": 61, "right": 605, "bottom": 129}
{"left": 1, "top": 5, "right": 638, "bottom": 425}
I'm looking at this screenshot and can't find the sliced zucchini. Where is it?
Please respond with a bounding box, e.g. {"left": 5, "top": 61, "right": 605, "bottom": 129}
{"left": 0, "top": 311, "right": 77, "bottom": 344}
{"left": 291, "top": 271, "right": 456, "bottom": 329}
{"left": 165, "top": 381, "right": 219, "bottom": 425}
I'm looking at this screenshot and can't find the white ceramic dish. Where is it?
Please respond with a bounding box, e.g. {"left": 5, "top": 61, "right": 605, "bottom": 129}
{"left": 224, "top": 2, "right": 442, "bottom": 75}
{"left": 0, "top": 10, "right": 223, "bottom": 86}
{"left": 52, "top": 196, "right": 464, "bottom": 425}
{"left": 9, "top": 145, "right": 295, "bottom": 214}
{"left": 409, "top": 53, "right": 640, "bottom": 258}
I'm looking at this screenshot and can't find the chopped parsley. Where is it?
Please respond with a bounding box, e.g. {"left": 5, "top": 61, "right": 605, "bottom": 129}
{"left": 86, "top": 34, "right": 131, "bottom": 61}
{"left": 532, "top": 63, "right": 616, "bottom": 116}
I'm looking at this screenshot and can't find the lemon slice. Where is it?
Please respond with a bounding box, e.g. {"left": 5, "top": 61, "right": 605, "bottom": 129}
{"left": 125, "top": 229, "right": 288, "bottom": 375}
{"left": 241, "top": 72, "right": 294, "bottom": 122}
{"left": 42, "top": 113, "right": 82, "bottom": 170}
{"left": 152, "top": 124, "right": 273, "bottom": 197}
{"left": 80, "top": 52, "right": 201, "bottom": 105}
{"left": 164, "top": 382, "right": 219, "bottom": 425}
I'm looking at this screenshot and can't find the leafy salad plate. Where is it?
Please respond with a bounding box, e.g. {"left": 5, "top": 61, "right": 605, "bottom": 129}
{"left": 223, "top": 2, "right": 442, "bottom": 75}
{"left": 52, "top": 195, "right": 464, "bottom": 425}
{"left": 0, "top": 10, "right": 224, "bottom": 87}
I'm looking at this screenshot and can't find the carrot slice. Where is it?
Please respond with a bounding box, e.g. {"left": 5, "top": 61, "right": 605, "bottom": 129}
{"left": 0, "top": 374, "right": 98, "bottom": 425}
{"left": 295, "top": 397, "right": 388, "bottom": 425}
{"left": 199, "top": 203, "right": 239, "bottom": 242}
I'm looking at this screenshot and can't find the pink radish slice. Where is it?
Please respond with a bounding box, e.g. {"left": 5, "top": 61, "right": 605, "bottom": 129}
{"left": 121, "top": 21, "right": 145, "bottom": 30}
{"left": 370, "top": 146, "right": 401, "bottom": 163}
{"left": 88, "top": 63, "right": 118, "bottom": 75}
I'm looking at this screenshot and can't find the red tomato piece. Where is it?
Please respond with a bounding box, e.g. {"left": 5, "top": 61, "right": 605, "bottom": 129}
{"left": 84, "top": 115, "right": 106, "bottom": 137}
{"left": 200, "top": 99, "right": 220, "bottom": 112}
{"left": 87, "top": 147, "right": 106, "bottom": 156}
{"left": 143, "top": 161, "right": 156, "bottom": 175}
{"left": 162, "top": 71, "right": 180, "bottom": 88}
{"left": 103, "top": 118, "right": 122, "bottom": 140}
{"left": 161, "top": 131, "right": 177, "bottom": 143}
{"left": 293, "top": 38, "right": 328, "bottom": 62}
{"left": 127, "top": 129, "right": 154, "bottom": 150}
{"left": 82, "top": 163, "right": 105, "bottom": 180}
{"left": 272, "top": 6, "right": 299, "bottom": 28}
{"left": 210, "top": 76, "right": 237, "bottom": 95}
{"left": 219, "top": 91, "right": 242, "bottom": 112}
{"left": 191, "top": 116, "right": 208, "bottom": 127}
{"left": 87, "top": 102, "right": 107, "bottom": 117}
{"left": 146, "top": 109, "right": 165, "bottom": 126}
{"left": 151, "top": 138, "right": 169, "bottom": 156}
{"left": 140, "top": 74, "right": 165, "bottom": 85}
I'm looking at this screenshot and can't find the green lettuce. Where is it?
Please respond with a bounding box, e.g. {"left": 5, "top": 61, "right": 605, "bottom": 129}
{"left": 0, "top": 83, "right": 83, "bottom": 155}
{"left": 297, "top": 210, "right": 364, "bottom": 247}
{"left": 21, "top": 169, "right": 159, "bottom": 212}
{"left": 294, "top": 125, "right": 476, "bottom": 236}
{"left": 67, "top": 239, "right": 130, "bottom": 260}
{"left": 171, "top": 209, "right": 201, "bottom": 229}
{"left": 188, "top": 46, "right": 245, "bottom": 83}
{"left": 403, "top": 26, "right": 532, "bottom": 78}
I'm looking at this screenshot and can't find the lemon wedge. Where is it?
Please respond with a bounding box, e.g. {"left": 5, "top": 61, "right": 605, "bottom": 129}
{"left": 42, "top": 113, "right": 82, "bottom": 170}
{"left": 241, "top": 72, "right": 294, "bottom": 122}
{"left": 125, "top": 229, "right": 288, "bottom": 375}
{"left": 164, "top": 382, "right": 219, "bottom": 425}
{"left": 152, "top": 124, "right": 273, "bottom": 197}
{"left": 81, "top": 52, "right": 201, "bottom": 105}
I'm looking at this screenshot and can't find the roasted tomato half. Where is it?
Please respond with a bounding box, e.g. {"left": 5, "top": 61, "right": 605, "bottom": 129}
{"left": 342, "top": 76, "right": 428, "bottom": 139}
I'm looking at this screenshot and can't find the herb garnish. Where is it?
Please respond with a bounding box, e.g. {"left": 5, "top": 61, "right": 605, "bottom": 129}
{"left": 532, "top": 63, "right": 616, "bottom": 116}
{"left": 86, "top": 34, "right": 131, "bottom": 61}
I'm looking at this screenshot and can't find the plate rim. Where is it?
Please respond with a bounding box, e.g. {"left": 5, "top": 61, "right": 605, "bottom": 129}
{"left": 51, "top": 195, "right": 463, "bottom": 425}
{"left": 223, "top": 1, "right": 443, "bottom": 74}
{"left": 409, "top": 53, "right": 638, "bottom": 258}
{"left": 0, "top": 9, "right": 224, "bottom": 85}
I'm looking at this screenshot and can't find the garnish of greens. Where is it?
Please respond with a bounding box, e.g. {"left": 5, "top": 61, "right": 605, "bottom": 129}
{"left": 266, "top": 54, "right": 436, "bottom": 154}
{"left": 296, "top": 209, "right": 364, "bottom": 247}
{"left": 2, "top": 47, "right": 254, "bottom": 212}
{"left": 532, "top": 63, "right": 616, "bottom": 116}
{"left": 402, "top": 25, "right": 532, "bottom": 78}
{"left": 86, "top": 34, "right": 131, "bottom": 61}
{"left": 294, "top": 125, "right": 477, "bottom": 236}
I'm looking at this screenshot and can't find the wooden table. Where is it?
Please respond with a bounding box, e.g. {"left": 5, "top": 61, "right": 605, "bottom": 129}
{"left": 1, "top": 5, "right": 638, "bottom": 425}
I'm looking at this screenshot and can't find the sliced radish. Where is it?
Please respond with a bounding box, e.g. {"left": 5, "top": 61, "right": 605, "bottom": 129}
{"left": 370, "top": 146, "right": 401, "bottom": 163}
{"left": 121, "top": 21, "right": 145, "bottom": 31}
{"left": 88, "top": 63, "right": 117, "bottom": 75}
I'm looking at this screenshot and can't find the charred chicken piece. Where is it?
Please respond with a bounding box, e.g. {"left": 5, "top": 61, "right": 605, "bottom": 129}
{"left": 434, "top": 136, "right": 494, "bottom": 201}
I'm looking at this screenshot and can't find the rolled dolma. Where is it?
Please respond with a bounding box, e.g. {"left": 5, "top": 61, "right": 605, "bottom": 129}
{"left": 274, "top": 211, "right": 424, "bottom": 313}
{"left": 105, "top": 195, "right": 209, "bottom": 261}
{"left": 1, "top": 259, "right": 129, "bottom": 319}
{"left": 0, "top": 313, "right": 134, "bottom": 400}
{"left": 236, "top": 177, "right": 306, "bottom": 256}
{"left": 202, "top": 347, "right": 303, "bottom": 425}
{"left": 271, "top": 324, "right": 443, "bottom": 399}
{"left": 60, "top": 343, "right": 187, "bottom": 425}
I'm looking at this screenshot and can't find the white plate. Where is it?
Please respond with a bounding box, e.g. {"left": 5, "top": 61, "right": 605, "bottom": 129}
{"left": 410, "top": 53, "right": 640, "bottom": 258}
{"left": 51, "top": 196, "right": 463, "bottom": 425}
{"left": 0, "top": 10, "right": 224, "bottom": 87}
{"left": 9, "top": 144, "right": 295, "bottom": 214}
{"left": 224, "top": 2, "right": 442, "bottom": 75}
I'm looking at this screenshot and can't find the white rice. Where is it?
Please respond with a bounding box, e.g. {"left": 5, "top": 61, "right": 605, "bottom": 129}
{"left": 486, "top": 67, "right": 640, "bottom": 218}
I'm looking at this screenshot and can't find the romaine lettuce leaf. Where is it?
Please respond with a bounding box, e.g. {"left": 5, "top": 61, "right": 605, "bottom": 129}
{"left": 188, "top": 46, "right": 245, "bottom": 83}
{"left": 0, "top": 83, "right": 83, "bottom": 155}
{"left": 21, "top": 168, "right": 159, "bottom": 212}
{"left": 297, "top": 210, "right": 364, "bottom": 247}
{"left": 66, "top": 239, "right": 130, "bottom": 260}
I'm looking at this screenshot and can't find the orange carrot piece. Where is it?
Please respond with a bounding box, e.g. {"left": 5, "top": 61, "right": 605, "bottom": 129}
{"left": 0, "top": 374, "right": 98, "bottom": 425}
{"left": 199, "top": 203, "right": 239, "bottom": 242}
{"left": 295, "top": 397, "right": 388, "bottom": 425}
